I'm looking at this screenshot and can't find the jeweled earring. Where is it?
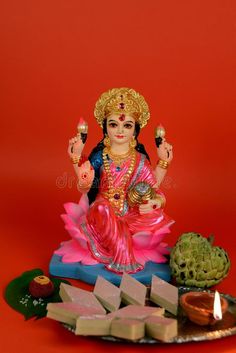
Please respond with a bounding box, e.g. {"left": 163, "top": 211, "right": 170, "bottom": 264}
{"left": 129, "top": 136, "right": 137, "bottom": 149}
{"left": 104, "top": 134, "right": 111, "bottom": 147}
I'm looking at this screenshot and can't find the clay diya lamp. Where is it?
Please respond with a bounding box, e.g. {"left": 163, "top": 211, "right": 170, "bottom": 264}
{"left": 180, "top": 291, "right": 228, "bottom": 326}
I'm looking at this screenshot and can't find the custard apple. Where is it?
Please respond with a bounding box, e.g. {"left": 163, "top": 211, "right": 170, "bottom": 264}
{"left": 170, "top": 232, "right": 230, "bottom": 288}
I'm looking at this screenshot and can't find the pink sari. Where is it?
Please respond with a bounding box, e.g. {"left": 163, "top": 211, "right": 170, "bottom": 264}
{"left": 55, "top": 152, "right": 174, "bottom": 273}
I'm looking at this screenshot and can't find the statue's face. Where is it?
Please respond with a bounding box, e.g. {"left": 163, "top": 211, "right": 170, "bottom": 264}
{"left": 106, "top": 114, "right": 135, "bottom": 145}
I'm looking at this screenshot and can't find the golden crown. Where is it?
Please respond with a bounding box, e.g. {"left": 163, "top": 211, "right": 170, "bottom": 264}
{"left": 94, "top": 87, "right": 150, "bottom": 129}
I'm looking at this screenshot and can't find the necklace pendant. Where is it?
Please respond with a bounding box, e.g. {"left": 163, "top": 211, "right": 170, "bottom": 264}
{"left": 102, "top": 148, "right": 136, "bottom": 215}
{"left": 113, "top": 193, "right": 120, "bottom": 200}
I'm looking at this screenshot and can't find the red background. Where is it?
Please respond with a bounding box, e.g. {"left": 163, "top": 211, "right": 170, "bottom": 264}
{"left": 1, "top": 1, "right": 236, "bottom": 352}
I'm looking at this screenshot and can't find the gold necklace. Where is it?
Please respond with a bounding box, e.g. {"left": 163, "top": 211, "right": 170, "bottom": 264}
{"left": 102, "top": 147, "right": 136, "bottom": 214}
{"left": 107, "top": 148, "right": 132, "bottom": 167}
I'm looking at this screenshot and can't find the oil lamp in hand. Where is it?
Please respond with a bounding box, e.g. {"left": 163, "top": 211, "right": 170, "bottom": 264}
{"left": 77, "top": 117, "right": 88, "bottom": 144}
{"left": 155, "top": 124, "right": 166, "bottom": 147}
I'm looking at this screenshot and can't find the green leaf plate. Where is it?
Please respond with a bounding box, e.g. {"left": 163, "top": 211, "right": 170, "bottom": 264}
{"left": 4, "top": 268, "right": 70, "bottom": 320}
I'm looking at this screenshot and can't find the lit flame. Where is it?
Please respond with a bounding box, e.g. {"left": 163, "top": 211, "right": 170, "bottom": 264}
{"left": 155, "top": 124, "right": 166, "bottom": 138}
{"left": 213, "top": 290, "right": 222, "bottom": 320}
{"left": 78, "top": 117, "right": 86, "bottom": 125}
{"left": 77, "top": 117, "right": 88, "bottom": 133}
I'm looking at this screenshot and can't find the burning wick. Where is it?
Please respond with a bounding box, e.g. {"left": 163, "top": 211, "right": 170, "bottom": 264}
{"left": 77, "top": 117, "right": 88, "bottom": 144}
{"left": 213, "top": 290, "right": 222, "bottom": 321}
{"left": 155, "top": 124, "right": 166, "bottom": 147}
{"left": 155, "top": 124, "right": 169, "bottom": 157}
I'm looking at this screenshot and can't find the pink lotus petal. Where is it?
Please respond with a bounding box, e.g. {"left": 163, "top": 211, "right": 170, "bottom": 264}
{"left": 64, "top": 202, "right": 84, "bottom": 220}
{"left": 132, "top": 249, "right": 150, "bottom": 266}
{"left": 132, "top": 231, "right": 152, "bottom": 250}
{"left": 64, "top": 226, "right": 81, "bottom": 238}
{"left": 55, "top": 239, "right": 98, "bottom": 265}
{"left": 62, "top": 247, "right": 98, "bottom": 265}
{"left": 55, "top": 239, "right": 79, "bottom": 254}
{"left": 156, "top": 243, "right": 170, "bottom": 255}
{"left": 55, "top": 240, "right": 78, "bottom": 255}
{"left": 64, "top": 225, "right": 86, "bottom": 241}
{"left": 143, "top": 248, "right": 168, "bottom": 263}
{"left": 78, "top": 194, "right": 90, "bottom": 213}
{"left": 150, "top": 232, "right": 166, "bottom": 247}
{"left": 61, "top": 214, "right": 77, "bottom": 228}
{"left": 133, "top": 242, "right": 169, "bottom": 264}
{"left": 61, "top": 252, "right": 83, "bottom": 263}
{"left": 80, "top": 252, "right": 99, "bottom": 265}
{"left": 63, "top": 195, "right": 89, "bottom": 220}
{"left": 150, "top": 226, "right": 172, "bottom": 247}
{"left": 75, "top": 237, "right": 88, "bottom": 250}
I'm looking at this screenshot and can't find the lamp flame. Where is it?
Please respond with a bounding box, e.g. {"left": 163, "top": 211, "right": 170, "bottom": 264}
{"left": 155, "top": 124, "right": 166, "bottom": 138}
{"left": 77, "top": 117, "right": 88, "bottom": 134}
{"left": 213, "top": 290, "right": 222, "bottom": 320}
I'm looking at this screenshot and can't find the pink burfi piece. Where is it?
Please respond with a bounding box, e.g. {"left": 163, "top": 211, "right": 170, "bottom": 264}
{"left": 93, "top": 276, "right": 121, "bottom": 312}
{"left": 111, "top": 318, "right": 145, "bottom": 341}
{"left": 150, "top": 275, "right": 178, "bottom": 315}
{"left": 59, "top": 283, "right": 106, "bottom": 314}
{"left": 120, "top": 273, "right": 147, "bottom": 306}
{"left": 145, "top": 316, "right": 178, "bottom": 342}
{"left": 108, "top": 304, "right": 164, "bottom": 320}
{"left": 46, "top": 302, "right": 105, "bottom": 326}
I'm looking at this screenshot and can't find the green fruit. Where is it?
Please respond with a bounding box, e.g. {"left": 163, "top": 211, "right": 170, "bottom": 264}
{"left": 170, "top": 232, "right": 230, "bottom": 288}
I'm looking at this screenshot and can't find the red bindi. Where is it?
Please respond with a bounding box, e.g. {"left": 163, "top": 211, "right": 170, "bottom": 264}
{"left": 119, "top": 114, "right": 125, "bottom": 121}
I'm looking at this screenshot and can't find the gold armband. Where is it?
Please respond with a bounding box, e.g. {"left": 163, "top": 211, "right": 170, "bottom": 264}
{"left": 70, "top": 154, "right": 81, "bottom": 164}
{"left": 157, "top": 159, "right": 169, "bottom": 169}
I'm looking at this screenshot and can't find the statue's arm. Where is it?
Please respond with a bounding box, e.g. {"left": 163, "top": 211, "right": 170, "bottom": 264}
{"left": 154, "top": 138, "right": 173, "bottom": 188}
{"left": 67, "top": 133, "right": 95, "bottom": 193}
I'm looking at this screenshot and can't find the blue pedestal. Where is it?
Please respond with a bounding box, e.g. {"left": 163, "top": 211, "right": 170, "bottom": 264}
{"left": 49, "top": 254, "right": 171, "bottom": 286}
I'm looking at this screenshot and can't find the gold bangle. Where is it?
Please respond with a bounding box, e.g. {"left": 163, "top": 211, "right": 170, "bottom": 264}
{"left": 127, "top": 182, "right": 156, "bottom": 207}
{"left": 70, "top": 154, "right": 81, "bottom": 164}
{"left": 157, "top": 159, "right": 169, "bottom": 169}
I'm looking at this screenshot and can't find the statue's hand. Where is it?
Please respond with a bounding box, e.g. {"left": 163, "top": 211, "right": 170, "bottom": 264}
{"left": 67, "top": 134, "right": 85, "bottom": 158}
{"left": 139, "top": 199, "right": 162, "bottom": 215}
{"left": 77, "top": 161, "right": 95, "bottom": 191}
{"left": 157, "top": 138, "right": 173, "bottom": 163}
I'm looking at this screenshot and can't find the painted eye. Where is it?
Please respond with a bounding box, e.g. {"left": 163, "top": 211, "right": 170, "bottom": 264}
{"left": 108, "top": 122, "right": 118, "bottom": 128}
{"left": 124, "top": 123, "right": 133, "bottom": 129}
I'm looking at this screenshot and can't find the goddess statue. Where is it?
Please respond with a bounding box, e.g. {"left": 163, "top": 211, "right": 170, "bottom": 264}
{"left": 53, "top": 88, "right": 174, "bottom": 276}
